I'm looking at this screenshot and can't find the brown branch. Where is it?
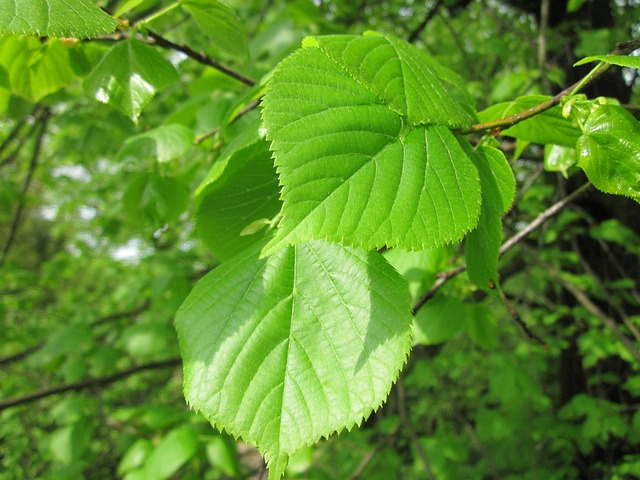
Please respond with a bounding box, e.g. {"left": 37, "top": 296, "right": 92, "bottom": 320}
{"left": 497, "top": 285, "right": 547, "bottom": 347}
{"left": 0, "top": 111, "right": 50, "bottom": 268}
{"left": 461, "top": 39, "right": 640, "bottom": 135}
{"left": 145, "top": 30, "right": 256, "bottom": 87}
{"left": 194, "top": 98, "right": 261, "bottom": 144}
{"left": 0, "top": 299, "right": 152, "bottom": 366}
{"left": 412, "top": 183, "right": 592, "bottom": 315}
{"left": 406, "top": 0, "right": 443, "bottom": 44}
{"left": 0, "top": 358, "right": 181, "bottom": 412}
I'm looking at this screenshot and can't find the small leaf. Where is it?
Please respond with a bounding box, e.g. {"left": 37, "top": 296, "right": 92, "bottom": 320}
{"left": 545, "top": 144, "right": 577, "bottom": 177}
{"left": 464, "top": 145, "right": 515, "bottom": 292}
{"left": 478, "top": 95, "right": 581, "bottom": 147}
{"left": 577, "top": 104, "right": 640, "bottom": 203}
{"left": 180, "top": 0, "right": 249, "bottom": 58}
{"left": 84, "top": 39, "right": 179, "bottom": 122}
{"left": 413, "top": 294, "right": 467, "bottom": 345}
{"left": 176, "top": 239, "right": 412, "bottom": 478}
{"left": 118, "top": 124, "right": 195, "bottom": 162}
{"left": 0, "top": 0, "right": 118, "bottom": 37}
{"left": 144, "top": 425, "right": 199, "bottom": 479}
{"left": 574, "top": 55, "right": 640, "bottom": 68}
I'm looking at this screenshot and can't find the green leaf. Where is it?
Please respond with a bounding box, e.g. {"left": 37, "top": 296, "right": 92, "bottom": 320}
{"left": 123, "top": 171, "right": 189, "bottom": 226}
{"left": 261, "top": 33, "right": 481, "bottom": 255}
{"left": 465, "top": 145, "right": 515, "bottom": 291}
{"left": 0, "top": 65, "right": 9, "bottom": 115}
{"left": 574, "top": 55, "right": 640, "bottom": 68}
{"left": 0, "top": 37, "right": 77, "bottom": 102}
{"left": 84, "top": 39, "right": 179, "bottom": 122}
{"left": 144, "top": 425, "right": 199, "bottom": 479}
{"left": 413, "top": 294, "right": 467, "bottom": 345}
{"left": 118, "top": 124, "right": 195, "bottom": 162}
{"left": 176, "top": 239, "right": 412, "bottom": 478}
{"left": 180, "top": 0, "right": 249, "bottom": 58}
{"left": 466, "top": 303, "right": 498, "bottom": 349}
{"left": 544, "top": 144, "right": 577, "bottom": 177}
{"left": 478, "top": 95, "right": 581, "bottom": 147}
{"left": 576, "top": 104, "right": 640, "bottom": 203}
{"left": 195, "top": 126, "right": 282, "bottom": 261}
{"left": 0, "top": 0, "right": 118, "bottom": 37}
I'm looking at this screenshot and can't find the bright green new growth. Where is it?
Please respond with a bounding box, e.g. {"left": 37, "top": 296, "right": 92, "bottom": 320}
{"left": 261, "top": 33, "right": 482, "bottom": 256}
{"left": 176, "top": 240, "right": 413, "bottom": 479}
{"left": 0, "top": 0, "right": 118, "bottom": 37}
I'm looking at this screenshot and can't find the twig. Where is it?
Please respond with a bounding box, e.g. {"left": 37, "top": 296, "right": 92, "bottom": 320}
{"left": 145, "top": 30, "right": 256, "bottom": 86}
{"left": 537, "top": 0, "right": 551, "bottom": 93}
{"left": 194, "top": 98, "right": 261, "bottom": 144}
{"left": 497, "top": 285, "right": 548, "bottom": 347}
{"left": 406, "top": 0, "right": 443, "bottom": 44}
{"left": 412, "top": 183, "right": 591, "bottom": 315}
{"left": 522, "top": 244, "right": 640, "bottom": 364}
{"left": 461, "top": 40, "right": 640, "bottom": 134}
{"left": 0, "top": 112, "right": 50, "bottom": 268}
{"left": 0, "top": 299, "right": 152, "bottom": 366}
{"left": 0, "top": 358, "right": 181, "bottom": 412}
{"left": 396, "top": 379, "right": 435, "bottom": 480}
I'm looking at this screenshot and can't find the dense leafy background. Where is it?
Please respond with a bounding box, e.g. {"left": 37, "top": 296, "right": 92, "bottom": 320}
{"left": 1, "top": 0, "right": 639, "bottom": 479}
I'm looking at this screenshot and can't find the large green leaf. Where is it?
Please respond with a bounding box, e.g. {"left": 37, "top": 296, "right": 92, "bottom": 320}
{"left": 577, "top": 104, "right": 640, "bottom": 203}
{"left": 176, "top": 239, "right": 412, "bottom": 478}
{"left": 0, "top": 37, "right": 77, "bottom": 102}
{"left": 464, "top": 145, "right": 515, "bottom": 291}
{"left": 261, "top": 33, "right": 481, "bottom": 256}
{"left": 478, "top": 95, "right": 581, "bottom": 147}
{"left": 180, "top": 0, "right": 248, "bottom": 59}
{"left": 84, "top": 39, "right": 179, "bottom": 122}
{"left": 196, "top": 128, "right": 282, "bottom": 261}
{"left": 0, "top": 0, "right": 117, "bottom": 37}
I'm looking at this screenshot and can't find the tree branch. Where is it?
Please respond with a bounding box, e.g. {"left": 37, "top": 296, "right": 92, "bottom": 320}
{"left": 145, "top": 30, "right": 256, "bottom": 87}
{"left": 461, "top": 39, "right": 640, "bottom": 135}
{"left": 0, "top": 358, "right": 181, "bottom": 412}
{"left": 406, "top": 1, "right": 443, "bottom": 44}
{"left": 0, "top": 111, "right": 50, "bottom": 268}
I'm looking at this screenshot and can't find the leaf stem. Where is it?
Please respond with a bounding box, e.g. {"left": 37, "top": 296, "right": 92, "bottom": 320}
{"left": 462, "top": 39, "right": 640, "bottom": 135}
{"left": 139, "top": 1, "right": 180, "bottom": 24}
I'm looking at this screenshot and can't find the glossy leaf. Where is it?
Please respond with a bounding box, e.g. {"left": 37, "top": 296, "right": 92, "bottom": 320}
{"left": 0, "top": 0, "right": 117, "bottom": 37}
{"left": 176, "top": 239, "right": 412, "bottom": 478}
{"left": 261, "top": 33, "right": 481, "bottom": 255}
{"left": 84, "top": 39, "right": 179, "bottom": 122}
{"left": 545, "top": 144, "right": 577, "bottom": 177}
{"left": 464, "top": 145, "right": 515, "bottom": 291}
{"left": 196, "top": 132, "right": 282, "bottom": 261}
{"left": 478, "top": 95, "right": 581, "bottom": 147}
{"left": 577, "top": 105, "right": 640, "bottom": 203}
{"left": 180, "top": 0, "right": 249, "bottom": 58}
{"left": 118, "top": 124, "right": 195, "bottom": 163}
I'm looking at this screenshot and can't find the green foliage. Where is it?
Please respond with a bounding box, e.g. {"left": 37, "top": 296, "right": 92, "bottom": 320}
{"left": 1, "top": 1, "right": 639, "bottom": 479}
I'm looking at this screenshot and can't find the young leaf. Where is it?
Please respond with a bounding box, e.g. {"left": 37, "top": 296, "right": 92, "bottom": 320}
{"left": 180, "top": 0, "right": 249, "bottom": 59}
{"left": 176, "top": 239, "right": 412, "bottom": 478}
{"left": 577, "top": 104, "right": 640, "bottom": 203}
{"left": 464, "top": 145, "right": 515, "bottom": 291}
{"left": 478, "top": 95, "right": 581, "bottom": 147}
{"left": 84, "top": 39, "right": 179, "bottom": 122}
{"left": 574, "top": 55, "right": 640, "bottom": 68}
{"left": 545, "top": 144, "right": 577, "bottom": 177}
{"left": 261, "top": 33, "right": 481, "bottom": 255}
{"left": 0, "top": 0, "right": 118, "bottom": 38}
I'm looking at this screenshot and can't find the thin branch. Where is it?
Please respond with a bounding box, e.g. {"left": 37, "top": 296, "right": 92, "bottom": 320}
{"left": 194, "top": 98, "right": 261, "bottom": 144}
{"left": 396, "top": 379, "right": 435, "bottom": 480}
{"left": 145, "top": 30, "right": 256, "bottom": 87}
{"left": 412, "top": 183, "right": 591, "bottom": 315}
{"left": 497, "top": 285, "right": 548, "bottom": 347}
{"left": 1, "top": 111, "right": 50, "bottom": 268}
{"left": 406, "top": 0, "right": 443, "bottom": 44}
{"left": 522, "top": 245, "right": 640, "bottom": 364}
{"left": 537, "top": 0, "right": 552, "bottom": 94}
{"left": 0, "top": 358, "right": 181, "bottom": 412}
{"left": 461, "top": 40, "right": 640, "bottom": 135}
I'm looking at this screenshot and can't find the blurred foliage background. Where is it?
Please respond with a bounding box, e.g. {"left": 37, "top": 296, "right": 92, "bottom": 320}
{"left": 1, "top": 0, "right": 639, "bottom": 478}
